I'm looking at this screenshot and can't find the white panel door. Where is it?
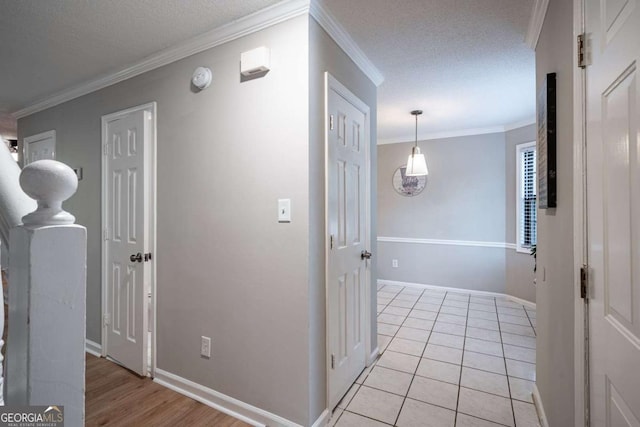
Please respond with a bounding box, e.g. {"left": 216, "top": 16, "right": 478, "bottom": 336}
{"left": 104, "top": 110, "right": 150, "bottom": 376}
{"left": 23, "top": 130, "right": 55, "bottom": 164}
{"left": 327, "top": 80, "right": 369, "bottom": 409}
{"left": 586, "top": 0, "right": 640, "bottom": 424}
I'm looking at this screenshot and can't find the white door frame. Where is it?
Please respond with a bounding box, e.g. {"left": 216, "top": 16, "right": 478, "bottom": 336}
{"left": 572, "top": 0, "right": 587, "bottom": 425}
{"left": 324, "top": 72, "right": 374, "bottom": 409}
{"left": 100, "top": 102, "right": 158, "bottom": 376}
{"left": 23, "top": 130, "right": 56, "bottom": 165}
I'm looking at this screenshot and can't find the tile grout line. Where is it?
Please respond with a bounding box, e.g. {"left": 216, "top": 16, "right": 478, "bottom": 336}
{"left": 391, "top": 287, "right": 435, "bottom": 426}
{"left": 333, "top": 284, "right": 399, "bottom": 426}
{"left": 496, "top": 298, "right": 517, "bottom": 427}
{"left": 453, "top": 292, "right": 472, "bottom": 426}
{"left": 347, "top": 286, "right": 424, "bottom": 426}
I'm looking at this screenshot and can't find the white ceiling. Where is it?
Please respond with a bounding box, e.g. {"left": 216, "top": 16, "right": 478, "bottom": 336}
{"left": 0, "top": 0, "right": 535, "bottom": 142}
{"left": 322, "top": 0, "right": 536, "bottom": 143}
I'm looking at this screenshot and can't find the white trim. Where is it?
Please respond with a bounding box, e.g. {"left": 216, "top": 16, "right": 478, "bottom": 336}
{"left": 378, "top": 280, "right": 536, "bottom": 309}
{"left": 101, "top": 102, "right": 157, "bottom": 377}
{"left": 378, "top": 126, "right": 504, "bottom": 145}
{"left": 324, "top": 73, "right": 372, "bottom": 412}
{"left": 515, "top": 141, "right": 537, "bottom": 253}
{"left": 154, "top": 368, "right": 310, "bottom": 427}
{"left": 504, "top": 118, "right": 537, "bottom": 132}
{"left": 573, "top": 0, "right": 587, "bottom": 425}
{"left": 367, "top": 347, "right": 380, "bottom": 366}
{"left": 532, "top": 384, "right": 550, "bottom": 427}
{"left": 377, "top": 118, "right": 536, "bottom": 145}
{"left": 12, "top": 0, "right": 312, "bottom": 119}
{"left": 85, "top": 339, "right": 102, "bottom": 357}
{"left": 310, "top": 3, "right": 384, "bottom": 87}
{"left": 525, "top": 0, "right": 550, "bottom": 49}
{"left": 377, "top": 236, "right": 517, "bottom": 250}
{"left": 311, "top": 410, "right": 330, "bottom": 427}
{"left": 22, "top": 130, "right": 56, "bottom": 165}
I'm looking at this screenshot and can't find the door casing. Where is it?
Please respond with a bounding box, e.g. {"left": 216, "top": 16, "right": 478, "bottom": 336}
{"left": 324, "top": 72, "right": 374, "bottom": 410}
{"left": 23, "top": 130, "right": 56, "bottom": 165}
{"left": 100, "top": 102, "right": 157, "bottom": 376}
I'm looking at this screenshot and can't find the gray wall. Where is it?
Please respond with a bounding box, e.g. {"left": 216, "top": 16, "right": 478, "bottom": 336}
{"left": 535, "top": 0, "right": 575, "bottom": 425}
{"left": 377, "top": 133, "right": 507, "bottom": 293}
{"left": 309, "top": 18, "right": 378, "bottom": 425}
{"left": 19, "top": 16, "right": 315, "bottom": 425}
{"left": 505, "top": 124, "right": 536, "bottom": 302}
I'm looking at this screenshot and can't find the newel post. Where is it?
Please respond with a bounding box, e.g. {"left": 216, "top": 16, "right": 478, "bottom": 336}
{"left": 6, "top": 160, "right": 86, "bottom": 425}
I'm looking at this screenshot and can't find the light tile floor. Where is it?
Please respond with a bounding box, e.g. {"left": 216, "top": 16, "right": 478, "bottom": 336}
{"left": 331, "top": 284, "right": 539, "bottom": 427}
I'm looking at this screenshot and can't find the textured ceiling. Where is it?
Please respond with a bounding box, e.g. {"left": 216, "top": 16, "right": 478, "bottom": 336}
{"left": 322, "top": 0, "right": 535, "bottom": 142}
{"left": 0, "top": 0, "right": 281, "bottom": 113}
{"left": 0, "top": 0, "right": 535, "bottom": 142}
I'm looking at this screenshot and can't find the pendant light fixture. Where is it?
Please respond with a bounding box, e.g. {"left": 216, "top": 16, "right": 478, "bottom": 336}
{"left": 405, "top": 110, "right": 428, "bottom": 176}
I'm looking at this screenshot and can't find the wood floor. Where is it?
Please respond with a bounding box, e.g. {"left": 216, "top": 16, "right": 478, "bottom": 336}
{"left": 86, "top": 354, "right": 251, "bottom": 427}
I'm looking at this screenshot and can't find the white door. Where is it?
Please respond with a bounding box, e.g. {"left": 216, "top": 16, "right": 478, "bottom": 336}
{"left": 327, "top": 76, "right": 370, "bottom": 409}
{"left": 23, "top": 130, "right": 55, "bottom": 164}
{"left": 103, "top": 107, "right": 153, "bottom": 376}
{"left": 586, "top": 0, "right": 640, "bottom": 424}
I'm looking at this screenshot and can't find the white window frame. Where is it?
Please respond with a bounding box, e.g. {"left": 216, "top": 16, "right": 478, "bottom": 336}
{"left": 516, "top": 141, "right": 537, "bottom": 253}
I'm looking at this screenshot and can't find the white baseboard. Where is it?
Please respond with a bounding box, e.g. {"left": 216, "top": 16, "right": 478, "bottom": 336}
{"left": 367, "top": 346, "right": 380, "bottom": 366}
{"left": 85, "top": 339, "right": 102, "bottom": 357}
{"left": 378, "top": 280, "right": 536, "bottom": 309}
{"left": 311, "top": 409, "right": 330, "bottom": 427}
{"left": 532, "top": 384, "right": 549, "bottom": 427}
{"left": 154, "top": 368, "right": 318, "bottom": 427}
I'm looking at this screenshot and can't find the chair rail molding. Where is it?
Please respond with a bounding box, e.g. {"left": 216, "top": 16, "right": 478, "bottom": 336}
{"left": 378, "top": 236, "right": 517, "bottom": 250}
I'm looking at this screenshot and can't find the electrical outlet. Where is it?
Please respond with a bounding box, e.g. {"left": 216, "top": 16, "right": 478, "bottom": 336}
{"left": 392, "top": 259, "right": 398, "bottom": 268}
{"left": 201, "top": 336, "right": 211, "bottom": 358}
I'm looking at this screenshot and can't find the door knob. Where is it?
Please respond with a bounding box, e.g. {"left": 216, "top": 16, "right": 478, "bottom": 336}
{"left": 361, "top": 250, "right": 372, "bottom": 260}
{"left": 130, "top": 252, "right": 143, "bottom": 263}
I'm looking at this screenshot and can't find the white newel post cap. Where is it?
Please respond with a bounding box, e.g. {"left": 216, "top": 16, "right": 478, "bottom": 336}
{"left": 19, "top": 160, "right": 78, "bottom": 226}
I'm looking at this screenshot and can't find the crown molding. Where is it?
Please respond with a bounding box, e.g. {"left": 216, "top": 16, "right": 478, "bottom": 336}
{"left": 525, "top": 0, "right": 550, "bottom": 49}
{"left": 13, "top": 0, "right": 312, "bottom": 119}
{"left": 378, "top": 126, "right": 505, "bottom": 145}
{"left": 378, "top": 117, "right": 536, "bottom": 145}
{"left": 504, "top": 117, "right": 536, "bottom": 131}
{"left": 309, "top": 1, "right": 384, "bottom": 87}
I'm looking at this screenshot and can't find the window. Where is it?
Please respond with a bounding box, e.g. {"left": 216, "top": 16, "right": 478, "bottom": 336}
{"left": 516, "top": 141, "right": 537, "bottom": 253}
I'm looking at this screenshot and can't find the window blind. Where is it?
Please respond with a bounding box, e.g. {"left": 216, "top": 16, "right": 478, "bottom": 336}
{"left": 521, "top": 148, "right": 537, "bottom": 247}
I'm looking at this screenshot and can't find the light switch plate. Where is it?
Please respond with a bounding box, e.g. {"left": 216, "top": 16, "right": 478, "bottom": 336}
{"left": 278, "top": 199, "right": 291, "bottom": 222}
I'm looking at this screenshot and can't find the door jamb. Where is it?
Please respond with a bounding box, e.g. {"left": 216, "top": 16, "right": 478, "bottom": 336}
{"left": 572, "top": 0, "right": 588, "bottom": 425}
{"left": 23, "top": 130, "right": 56, "bottom": 165}
{"left": 324, "top": 72, "right": 373, "bottom": 410}
{"left": 100, "top": 102, "right": 158, "bottom": 377}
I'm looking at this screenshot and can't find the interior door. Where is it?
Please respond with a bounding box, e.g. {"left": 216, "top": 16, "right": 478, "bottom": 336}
{"left": 585, "top": 0, "right": 640, "bottom": 424}
{"left": 327, "top": 78, "right": 369, "bottom": 409}
{"left": 23, "top": 130, "right": 55, "bottom": 164}
{"left": 104, "top": 109, "right": 150, "bottom": 376}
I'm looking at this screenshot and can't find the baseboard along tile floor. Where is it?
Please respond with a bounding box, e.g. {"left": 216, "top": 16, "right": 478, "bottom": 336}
{"left": 330, "top": 284, "right": 539, "bottom": 427}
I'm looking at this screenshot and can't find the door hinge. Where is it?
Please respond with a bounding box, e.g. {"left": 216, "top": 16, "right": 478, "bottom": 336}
{"left": 580, "top": 265, "right": 589, "bottom": 299}
{"left": 103, "top": 143, "right": 108, "bottom": 156}
{"left": 330, "top": 234, "right": 334, "bottom": 250}
{"left": 103, "top": 228, "right": 109, "bottom": 241}
{"left": 578, "top": 33, "right": 587, "bottom": 69}
{"left": 103, "top": 313, "right": 111, "bottom": 326}
{"left": 331, "top": 354, "right": 335, "bottom": 369}
{"left": 330, "top": 114, "right": 334, "bottom": 130}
